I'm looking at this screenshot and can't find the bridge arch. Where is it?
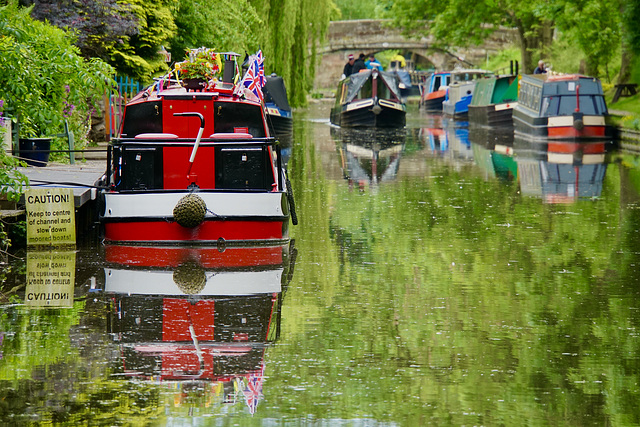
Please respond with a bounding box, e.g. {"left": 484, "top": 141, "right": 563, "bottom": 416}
{"left": 314, "top": 19, "right": 518, "bottom": 90}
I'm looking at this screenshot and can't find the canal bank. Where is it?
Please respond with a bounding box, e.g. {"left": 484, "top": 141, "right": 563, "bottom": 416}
{"left": 1, "top": 160, "right": 106, "bottom": 248}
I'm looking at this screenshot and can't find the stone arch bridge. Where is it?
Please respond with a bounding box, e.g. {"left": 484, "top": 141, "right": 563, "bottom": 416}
{"left": 314, "top": 19, "right": 518, "bottom": 90}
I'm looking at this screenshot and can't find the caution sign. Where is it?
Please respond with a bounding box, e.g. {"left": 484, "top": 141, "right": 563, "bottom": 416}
{"left": 25, "top": 250, "right": 75, "bottom": 308}
{"left": 25, "top": 188, "right": 76, "bottom": 246}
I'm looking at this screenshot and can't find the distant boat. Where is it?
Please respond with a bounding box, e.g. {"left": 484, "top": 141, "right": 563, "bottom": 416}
{"left": 263, "top": 74, "right": 293, "bottom": 145}
{"left": 442, "top": 69, "right": 494, "bottom": 119}
{"left": 468, "top": 74, "right": 519, "bottom": 126}
{"left": 512, "top": 74, "right": 612, "bottom": 140}
{"left": 420, "top": 71, "right": 451, "bottom": 112}
{"left": 330, "top": 68, "right": 406, "bottom": 128}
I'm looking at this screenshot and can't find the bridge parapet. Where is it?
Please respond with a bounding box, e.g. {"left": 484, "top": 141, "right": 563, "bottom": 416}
{"left": 314, "top": 20, "right": 518, "bottom": 91}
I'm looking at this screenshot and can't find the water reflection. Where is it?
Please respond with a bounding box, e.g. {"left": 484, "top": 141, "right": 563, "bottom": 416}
{"left": 513, "top": 137, "right": 612, "bottom": 203}
{"left": 331, "top": 127, "right": 406, "bottom": 189}
{"left": 98, "top": 242, "right": 296, "bottom": 414}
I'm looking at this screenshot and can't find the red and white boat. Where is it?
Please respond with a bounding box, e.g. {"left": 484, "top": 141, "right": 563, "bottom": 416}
{"left": 100, "top": 49, "right": 297, "bottom": 245}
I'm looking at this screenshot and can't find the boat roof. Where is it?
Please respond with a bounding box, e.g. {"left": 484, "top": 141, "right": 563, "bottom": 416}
{"left": 264, "top": 74, "right": 291, "bottom": 111}
{"left": 341, "top": 69, "right": 403, "bottom": 103}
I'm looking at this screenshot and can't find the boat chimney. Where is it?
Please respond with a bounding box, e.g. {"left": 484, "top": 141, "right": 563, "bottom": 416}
{"left": 223, "top": 58, "right": 235, "bottom": 83}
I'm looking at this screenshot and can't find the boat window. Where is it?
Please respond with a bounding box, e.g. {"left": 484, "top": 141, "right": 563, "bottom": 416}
{"left": 557, "top": 95, "right": 604, "bottom": 115}
{"left": 214, "top": 146, "right": 275, "bottom": 190}
{"left": 377, "top": 78, "right": 392, "bottom": 100}
{"left": 433, "top": 76, "right": 441, "bottom": 91}
{"left": 542, "top": 97, "right": 558, "bottom": 116}
{"left": 213, "top": 102, "right": 266, "bottom": 137}
{"left": 120, "top": 101, "right": 163, "bottom": 137}
{"left": 358, "top": 79, "right": 373, "bottom": 100}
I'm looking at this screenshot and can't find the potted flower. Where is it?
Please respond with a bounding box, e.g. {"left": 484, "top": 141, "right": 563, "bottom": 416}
{"left": 176, "top": 49, "right": 221, "bottom": 90}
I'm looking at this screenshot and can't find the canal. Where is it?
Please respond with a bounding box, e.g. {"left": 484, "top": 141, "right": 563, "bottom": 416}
{"left": 2, "top": 100, "right": 640, "bottom": 425}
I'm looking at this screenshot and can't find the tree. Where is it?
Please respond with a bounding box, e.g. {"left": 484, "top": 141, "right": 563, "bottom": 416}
{"left": 388, "top": 0, "right": 553, "bottom": 73}
{"left": 549, "top": 0, "right": 621, "bottom": 80}
{"left": 27, "top": 0, "right": 138, "bottom": 60}
{"left": 169, "top": 0, "right": 260, "bottom": 60}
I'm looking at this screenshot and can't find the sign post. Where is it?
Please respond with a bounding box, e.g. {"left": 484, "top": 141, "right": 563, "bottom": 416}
{"left": 25, "top": 188, "right": 76, "bottom": 246}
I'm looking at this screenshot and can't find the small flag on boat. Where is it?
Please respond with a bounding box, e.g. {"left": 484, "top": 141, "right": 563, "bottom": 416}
{"left": 235, "top": 51, "right": 265, "bottom": 102}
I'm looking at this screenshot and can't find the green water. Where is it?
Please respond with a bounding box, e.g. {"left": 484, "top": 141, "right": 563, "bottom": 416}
{"left": 2, "top": 102, "right": 640, "bottom": 425}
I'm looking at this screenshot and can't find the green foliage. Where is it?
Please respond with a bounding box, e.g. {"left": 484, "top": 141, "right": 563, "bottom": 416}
{"left": 551, "top": 0, "right": 622, "bottom": 80}
{"left": 106, "top": 1, "right": 176, "bottom": 81}
{"left": 169, "top": 0, "right": 260, "bottom": 59}
{"left": 0, "top": 3, "right": 115, "bottom": 153}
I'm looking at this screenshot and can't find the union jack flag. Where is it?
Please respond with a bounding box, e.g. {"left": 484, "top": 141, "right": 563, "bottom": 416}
{"left": 235, "top": 51, "right": 265, "bottom": 102}
{"left": 242, "top": 369, "right": 264, "bottom": 414}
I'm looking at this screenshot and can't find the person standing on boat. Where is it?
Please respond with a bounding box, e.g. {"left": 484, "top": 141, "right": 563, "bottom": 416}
{"left": 534, "top": 60, "right": 547, "bottom": 74}
{"left": 342, "top": 54, "right": 355, "bottom": 79}
{"left": 352, "top": 53, "right": 367, "bottom": 74}
{"left": 365, "top": 53, "right": 383, "bottom": 71}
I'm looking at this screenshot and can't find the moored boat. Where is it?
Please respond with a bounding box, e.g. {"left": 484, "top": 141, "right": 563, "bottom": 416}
{"left": 330, "top": 68, "right": 406, "bottom": 128}
{"left": 420, "top": 71, "right": 451, "bottom": 112}
{"left": 99, "top": 49, "right": 297, "bottom": 246}
{"left": 442, "top": 69, "right": 494, "bottom": 119}
{"left": 512, "top": 74, "right": 611, "bottom": 140}
{"left": 468, "top": 74, "right": 519, "bottom": 126}
{"left": 263, "top": 73, "right": 293, "bottom": 145}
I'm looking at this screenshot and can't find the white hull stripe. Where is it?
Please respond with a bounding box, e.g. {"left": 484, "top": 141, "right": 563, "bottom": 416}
{"left": 104, "top": 192, "right": 285, "bottom": 219}
{"left": 378, "top": 99, "right": 405, "bottom": 111}
{"left": 495, "top": 102, "right": 517, "bottom": 111}
{"left": 104, "top": 268, "right": 283, "bottom": 295}
{"left": 345, "top": 99, "right": 374, "bottom": 111}
{"left": 547, "top": 116, "right": 605, "bottom": 127}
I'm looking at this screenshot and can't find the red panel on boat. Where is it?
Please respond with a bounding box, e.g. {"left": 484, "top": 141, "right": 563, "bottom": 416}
{"left": 162, "top": 299, "right": 215, "bottom": 341}
{"left": 547, "top": 126, "right": 605, "bottom": 139}
{"left": 104, "top": 245, "right": 284, "bottom": 268}
{"left": 548, "top": 142, "right": 606, "bottom": 154}
{"left": 163, "top": 146, "right": 215, "bottom": 189}
{"left": 163, "top": 99, "right": 215, "bottom": 137}
{"left": 104, "top": 220, "right": 285, "bottom": 242}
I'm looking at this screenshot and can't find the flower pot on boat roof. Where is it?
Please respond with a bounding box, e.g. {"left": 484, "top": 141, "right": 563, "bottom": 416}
{"left": 177, "top": 49, "right": 222, "bottom": 91}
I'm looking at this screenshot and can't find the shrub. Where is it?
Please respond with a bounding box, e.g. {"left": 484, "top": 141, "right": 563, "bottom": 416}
{"left": 0, "top": 3, "right": 115, "bottom": 158}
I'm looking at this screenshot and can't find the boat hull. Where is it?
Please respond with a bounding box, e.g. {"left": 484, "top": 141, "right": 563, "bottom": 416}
{"left": 101, "top": 191, "right": 289, "bottom": 244}
{"left": 421, "top": 92, "right": 446, "bottom": 112}
{"left": 513, "top": 110, "right": 608, "bottom": 140}
{"left": 265, "top": 107, "right": 293, "bottom": 143}
{"left": 468, "top": 103, "right": 515, "bottom": 127}
{"left": 331, "top": 99, "right": 406, "bottom": 128}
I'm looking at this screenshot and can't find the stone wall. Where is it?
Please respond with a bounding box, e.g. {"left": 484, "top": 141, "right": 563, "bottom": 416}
{"left": 313, "top": 20, "right": 519, "bottom": 91}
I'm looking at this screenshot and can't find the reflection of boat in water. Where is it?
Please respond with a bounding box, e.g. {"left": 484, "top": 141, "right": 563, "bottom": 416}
{"left": 513, "top": 136, "right": 612, "bottom": 203}
{"left": 330, "top": 68, "right": 406, "bottom": 128}
{"left": 331, "top": 128, "right": 405, "bottom": 187}
{"left": 419, "top": 127, "right": 448, "bottom": 154}
{"left": 443, "top": 119, "right": 473, "bottom": 162}
{"left": 468, "top": 125, "right": 516, "bottom": 181}
{"left": 96, "top": 241, "right": 296, "bottom": 414}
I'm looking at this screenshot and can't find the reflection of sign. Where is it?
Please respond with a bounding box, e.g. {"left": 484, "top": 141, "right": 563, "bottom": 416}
{"left": 25, "top": 188, "right": 75, "bottom": 246}
{"left": 25, "top": 251, "right": 75, "bottom": 308}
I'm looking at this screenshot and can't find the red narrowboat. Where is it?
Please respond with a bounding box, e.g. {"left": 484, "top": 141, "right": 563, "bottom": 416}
{"left": 99, "top": 50, "right": 297, "bottom": 245}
